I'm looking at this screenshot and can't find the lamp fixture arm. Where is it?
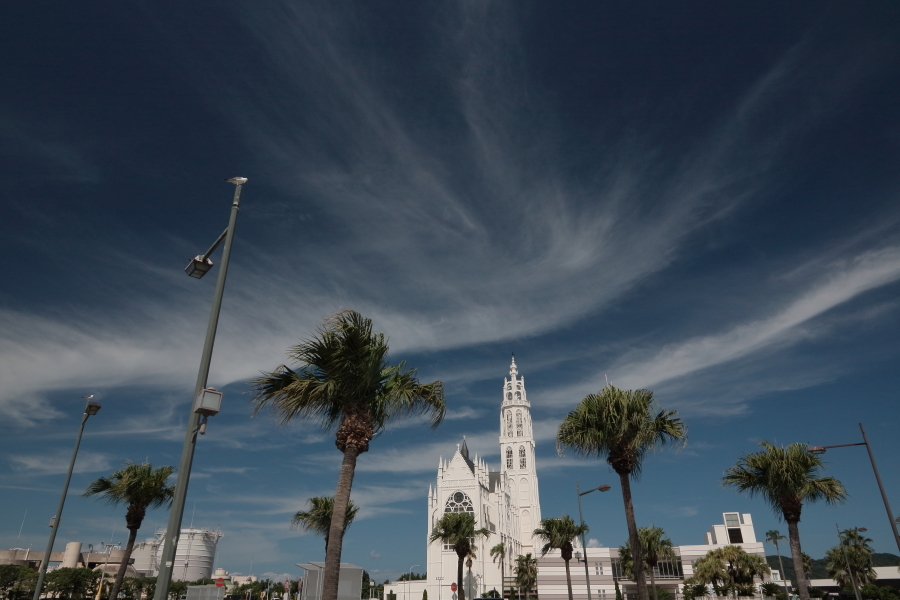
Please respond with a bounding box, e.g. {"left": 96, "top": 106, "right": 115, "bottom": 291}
{"left": 200, "top": 228, "right": 229, "bottom": 263}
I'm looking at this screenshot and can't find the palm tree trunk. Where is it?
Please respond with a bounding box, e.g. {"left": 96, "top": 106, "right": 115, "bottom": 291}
{"left": 649, "top": 565, "right": 657, "bottom": 600}
{"left": 109, "top": 525, "right": 138, "bottom": 600}
{"left": 501, "top": 560, "right": 505, "bottom": 600}
{"left": 321, "top": 446, "right": 361, "bottom": 600}
{"left": 618, "top": 471, "right": 649, "bottom": 600}
{"left": 786, "top": 520, "right": 809, "bottom": 600}
{"left": 458, "top": 554, "right": 466, "bottom": 600}
{"left": 564, "top": 558, "right": 574, "bottom": 600}
{"left": 775, "top": 543, "right": 788, "bottom": 597}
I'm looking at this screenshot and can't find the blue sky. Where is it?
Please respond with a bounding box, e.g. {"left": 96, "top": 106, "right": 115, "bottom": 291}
{"left": 2, "top": 0, "right": 900, "bottom": 585}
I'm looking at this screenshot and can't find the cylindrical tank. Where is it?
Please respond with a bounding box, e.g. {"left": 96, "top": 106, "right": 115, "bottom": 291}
{"left": 131, "top": 538, "right": 161, "bottom": 575}
{"left": 62, "top": 542, "right": 82, "bottom": 568}
{"left": 154, "top": 528, "right": 223, "bottom": 581}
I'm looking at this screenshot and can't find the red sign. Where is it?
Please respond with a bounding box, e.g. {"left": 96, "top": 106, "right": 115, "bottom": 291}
{"left": 216, "top": 579, "right": 225, "bottom": 588}
{"left": 450, "top": 584, "right": 457, "bottom": 592}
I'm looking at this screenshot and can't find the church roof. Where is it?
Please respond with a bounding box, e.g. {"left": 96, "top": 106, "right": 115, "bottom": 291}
{"left": 459, "top": 437, "right": 475, "bottom": 472}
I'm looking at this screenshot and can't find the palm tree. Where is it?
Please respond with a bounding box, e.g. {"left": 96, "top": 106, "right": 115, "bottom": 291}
{"left": 429, "top": 512, "right": 491, "bottom": 600}
{"left": 533, "top": 515, "right": 588, "bottom": 600}
{"left": 84, "top": 462, "right": 175, "bottom": 600}
{"left": 252, "top": 310, "right": 445, "bottom": 600}
{"left": 490, "top": 543, "right": 507, "bottom": 600}
{"left": 514, "top": 554, "right": 538, "bottom": 600}
{"left": 765, "top": 530, "right": 789, "bottom": 595}
{"left": 723, "top": 442, "right": 846, "bottom": 600}
{"left": 825, "top": 529, "right": 876, "bottom": 590}
{"left": 628, "top": 527, "right": 676, "bottom": 600}
{"left": 291, "top": 496, "right": 359, "bottom": 555}
{"left": 557, "top": 385, "right": 686, "bottom": 600}
{"left": 689, "top": 553, "right": 728, "bottom": 596}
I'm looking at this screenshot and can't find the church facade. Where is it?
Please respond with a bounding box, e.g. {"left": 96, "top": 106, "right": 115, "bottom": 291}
{"left": 425, "top": 357, "right": 543, "bottom": 600}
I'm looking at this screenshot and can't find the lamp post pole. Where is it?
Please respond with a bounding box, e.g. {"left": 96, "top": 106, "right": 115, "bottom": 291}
{"left": 155, "top": 180, "right": 244, "bottom": 600}
{"left": 809, "top": 423, "right": 900, "bottom": 553}
{"left": 33, "top": 397, "right": 102, "bottom": 600}
{"left": 576, "top": 482, "right": 611, "bottom": 600}
{"left": 409, "top": 566, "right": 420, "bottom": 600}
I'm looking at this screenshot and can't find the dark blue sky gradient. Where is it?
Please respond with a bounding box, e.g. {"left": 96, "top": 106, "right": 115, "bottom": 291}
{"left": 2, "top": 0, "right": 900, "bottom": 584}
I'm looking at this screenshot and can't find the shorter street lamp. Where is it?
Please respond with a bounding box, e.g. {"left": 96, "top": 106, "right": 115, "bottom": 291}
{"left": 835, "top": 525, "right": 866, "bottom": 600}
{"left": 809, "top": 423, "right": 900, "bottom": 554}
{"left": 409, "top": 565, "right": 420, "bottom": 600}
{"left": 33, "top": 397, "right": 102, "bottom": 600}
{"left": 576, "top": 482, "right": 612, "bottom": 600}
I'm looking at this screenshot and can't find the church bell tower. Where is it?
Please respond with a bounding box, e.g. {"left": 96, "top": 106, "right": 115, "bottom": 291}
{"left": 499, "top": 356, "right": 541, "bottom": 552}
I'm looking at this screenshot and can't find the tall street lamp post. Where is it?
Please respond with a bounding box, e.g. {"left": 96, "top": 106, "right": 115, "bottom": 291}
{"left": 33, "top": 396, "right": 102, "bottom": 600}
{"left": 576, "top": 482, "right": 611, "bottom": 600}
{"left": 155, "top": 178, "right": 246, "bottom": 600}
{"left": 809, "top": 423, "right": 900, "bottom": 553}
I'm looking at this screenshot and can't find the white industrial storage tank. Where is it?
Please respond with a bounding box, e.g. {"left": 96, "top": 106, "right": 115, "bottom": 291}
{"left": 131, "top": 538, "right": 161, "bottom": 575}
{"left": 154, "top": 528, "right": 223, "bottom": 582}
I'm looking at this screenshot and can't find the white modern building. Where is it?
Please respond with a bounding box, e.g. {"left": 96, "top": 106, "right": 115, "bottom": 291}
{"left": 130, "top": 527, "right": 223, "bottom": 581}
{"left": 421, "top": 357, "right": 542, "bottom": 600}
{"left": 537, "top": 512, "right": 786, "bottom": 600}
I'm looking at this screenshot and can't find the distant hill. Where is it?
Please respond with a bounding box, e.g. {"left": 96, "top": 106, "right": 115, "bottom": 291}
{"left": 765, "top": 554, "right": 900, "bottom": 585}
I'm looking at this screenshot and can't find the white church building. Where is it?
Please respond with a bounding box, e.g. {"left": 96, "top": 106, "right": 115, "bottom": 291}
{"left": 424, "top": 357, "right": 542, "bottom": 600}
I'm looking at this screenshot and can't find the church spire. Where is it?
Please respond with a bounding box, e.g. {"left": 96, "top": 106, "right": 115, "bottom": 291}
{"left": 509, "top": 354, "right": 518, "bottom": 378}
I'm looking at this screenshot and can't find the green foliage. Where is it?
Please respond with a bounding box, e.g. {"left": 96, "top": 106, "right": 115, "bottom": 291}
{"left": 423, "top": 590, "right": 428, "bottom": 600}
{"left": 168, "top": 580, "right": 188, "bottom": 599}
{"left": 484, "top": 590, "right": 500, "bottom": 599}
{"left": 396, "top": 573, "right": 426, "bottom": 582}
{"left": 44, "top": 567, "right": 101, "bottom": 600}
{"left": 615, "top": 579, "right": 623, "bottom": 600}
{"left": 760, "top": 582, "right": 783, "bottom": 597}
{"left": 292, "top": 496, "right": 359, "bottom": 553}
{"left": 860, "top": 584, "right": 900, "bottom": 600}
{"left": 653, "top": 588, "right": 672, "bottom": 600}
{"left": 430, "top": 511, "right": 491, "bottom": 600}
{"left": 0, "top": 565, "right": 37, "bottom": 600}
{"left": 533, "top": 515, "right": 588, "bottom": 561}
{"left": 387, "top": 592, "right": 396, "bottom": 600}
{"left": 806, "top": 588, "right": 825, "bottom": 599}
{"left": 682, "top": 584, "right": 708, "bottom": 600}
{"left": 513, "top": 554, "right": 538, "bottom": 600}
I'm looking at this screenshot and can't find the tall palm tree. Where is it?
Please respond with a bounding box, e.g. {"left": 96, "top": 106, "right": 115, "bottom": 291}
{"left": 557, "top": 385, "right": 686, "bottom": 600}
{"left": 533, "top": 515, "right": 588, "bottom": 600}
{"left": 723, "top": 442, "right": 846, "bottom": 600}
{"left": 84, "top": 462, "right": 175, "bottom": 600}
{"left": 514, "top": 554, "right": 538, "bottom": 600}
{"left": 252, "top": 310, "right": 445, "bottom": 600}
{"left": 429, "top": 512, "right": 491, "bottom": 600}
{"left": 490, "top": 543, "right": 507, "bottom": 600}
{"left": 291, "top": 496, "right": 359, "bottom": 555}
{"left": 765, "top": 530, "right": 789, "bottom": 595}
{"left": 620, "top": 527, "right": 676, "bottom": 600}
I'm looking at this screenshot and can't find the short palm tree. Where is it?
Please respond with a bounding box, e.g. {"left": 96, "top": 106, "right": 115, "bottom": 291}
{"left": 825, "top": 529, "right": 876, "bottom": 590}
{"left": 723, "top": 442, "right": 846, "bottom": 600}
{"left": 533, "top": 515, "right": 588, "bottom": 600}
{"left": 765, "top": 530, "right": 789, "bottom": 595}
{"left": 514, "top": 554, "right": 538, "bottom": 600}
{"left": 620, "top": 526, "right": 676, "bottom": 600}
{"left": 490, "top": 543, "right": 507, "bottom": 600}
{"left": 253, "top": 310, "right": 445, "bottom": 600}
{"left": 557, "top": 385, "right": 686, "bottom": 600}
{"left": 84, "top": 462, "right": 175, "bottom": 600}
{"left": 291, "top": 496, "right": 359, "bottom": 555}
{"left": 429, "top": 512, "right": 491, "bottom": 600}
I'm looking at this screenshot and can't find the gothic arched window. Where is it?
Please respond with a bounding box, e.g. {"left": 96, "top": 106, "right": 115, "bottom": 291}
{"left": 506, "top": 447, "right": 513, "bottom": 469}
{"left": 515, "top": 391, "right": 521, "bottom": 400}
{"left": 519, "top": 446, "right": 526, "bottom": 469}
{"left": 506, "top": 413, "right": 513, "bottom": 437}
{"left": 516, "top": 411, "right": 523, "bottom": 436}
{"left": 445, "top": 491, "right": 475, "bottom": 513}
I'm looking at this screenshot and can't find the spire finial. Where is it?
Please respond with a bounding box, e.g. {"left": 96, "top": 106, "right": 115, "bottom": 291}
{"left": 510, "top": 354, "right": 518, "bottom": 378}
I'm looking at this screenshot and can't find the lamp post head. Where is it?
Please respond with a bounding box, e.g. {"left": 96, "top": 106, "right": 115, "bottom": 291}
{"left": 808, "top": 446, "right": 827, "bottom": 454}
{"left": 85, "top": 402, "right": 101, "bottom": 416}
{"left": 598, "top": 485, "right": 612, "bottom": 492}
{"left": 224, "top": 177, "right": 248, "bottom": 185}
{"left": 185, "top": 256, "right": 214, "bottom": 279}
{"left": 857, "top": 527, "right": 867, "bottom": 532}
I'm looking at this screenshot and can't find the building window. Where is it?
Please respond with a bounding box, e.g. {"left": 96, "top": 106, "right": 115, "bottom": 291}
{"left": 506, "top": 447, "right": 513, "bottom": 469}
{"left": 445, "top": 491, "right": 475, "bottom": 513}
{"left": 515, "top": 391, "right": 521, "bottom": 400}
{"left": 594, "top": 563, "right": 603, "bottom": 576}
{"left": 519, "top": 446, "right": 526, "bottom": 469}
{"left": 516, "top": 411, "right": 523, "bottom": 436}
{"left": 506, "top": 413, "right": 513, "bottom": 437}
{"left": 727, "top": 528, "right": 744, "bottom": 543}
{"left": 724, "top": 513, "right": 740, "bottom": 527}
